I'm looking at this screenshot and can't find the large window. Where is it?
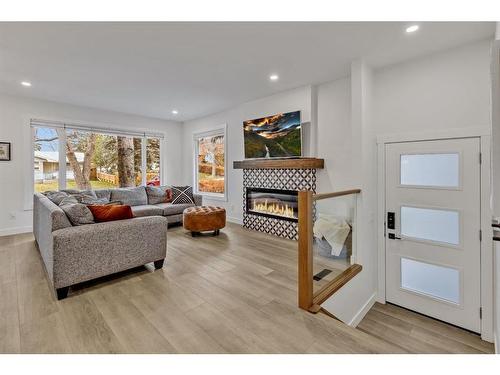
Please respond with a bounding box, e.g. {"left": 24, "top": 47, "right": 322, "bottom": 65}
{"left": 146, "top": 137, "right": 161, "bottom": 187}
{"left": 32, "top": 122, "right": 163, "bottom": 193}
{"left": 194, "top": 128, "right": 226, "bottom": 199}
{"left": 34, "top": 127, "right": 62, "bottom": 193}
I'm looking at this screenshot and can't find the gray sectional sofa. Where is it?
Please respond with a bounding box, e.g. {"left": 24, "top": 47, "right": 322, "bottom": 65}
{"left": 33, "top": 186, "right": 202, "bottom": 300}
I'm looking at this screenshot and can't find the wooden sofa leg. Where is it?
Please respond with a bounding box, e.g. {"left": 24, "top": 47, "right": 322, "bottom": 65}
{"left": 56, "top": 287, "right": 69, "bottom": 300}
{"left": 154, "top": 259, "right": 165, "bottom": 270}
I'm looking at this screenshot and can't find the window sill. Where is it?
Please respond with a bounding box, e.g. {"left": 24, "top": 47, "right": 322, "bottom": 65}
{"left": 196, "top": 192, "right": 227, "bottom": 202}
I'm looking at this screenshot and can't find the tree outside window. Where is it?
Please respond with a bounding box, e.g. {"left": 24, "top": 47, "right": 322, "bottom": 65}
{"left": 195, "top": 131, "right": 225, "bottom": 197}
{"left": 33, "top": 126, "right": 161, "bottom": 192}
{"left": 146, "top": 138, "right": 161, "bottom": 186}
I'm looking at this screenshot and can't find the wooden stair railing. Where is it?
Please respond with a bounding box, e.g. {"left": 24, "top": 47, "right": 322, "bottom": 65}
{"left": 311, "top": 264, "right": 362, "bottom": 309}
{"left": 298, "top": 189, "right": 362, "bottom": 315}
{"left": 298, "top": 190, "right": 314, "bottom": 310}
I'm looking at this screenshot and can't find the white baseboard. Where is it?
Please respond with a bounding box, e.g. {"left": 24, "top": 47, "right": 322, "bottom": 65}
{"left": 0, "top": 225, "right": 32, "bottom": 237}
{"left": 348, "top": 292, "right": 377, "bottom": 327}
{"left": 376, "top": 291, "right": 386, "bottom": 304}
{"left": 226, "top": 216, "right": 243, "bottom": 225}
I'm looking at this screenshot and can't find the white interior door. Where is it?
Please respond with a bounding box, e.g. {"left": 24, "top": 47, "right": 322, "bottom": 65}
{"left": 385, "top": 138, "right": 481, "bottom": 332}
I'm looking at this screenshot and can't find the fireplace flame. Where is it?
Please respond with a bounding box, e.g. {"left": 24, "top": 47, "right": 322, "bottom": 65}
{"left": 252, "top": 199, "right": 296, "bottom": 219}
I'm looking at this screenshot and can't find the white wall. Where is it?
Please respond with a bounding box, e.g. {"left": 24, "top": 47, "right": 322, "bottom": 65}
{"left": 316, "top": 77, "right": 353, "bottom": 193}
{"left": 320, "top": 61, "right": 379, "bottom": 324}
{"left": 181, "top": 86, "right": 312, "bottom": 223}
{"left": 374, "top": 39, "right": 491, "bottom": 134}
{"left": 369, "top": 39, "right": 493, "bottom": 329}
{"left": 491, "top": 27, "right": 500, "bottom": 353}
{"left": 0, "top": 93, "right": 183, "bottom": 235}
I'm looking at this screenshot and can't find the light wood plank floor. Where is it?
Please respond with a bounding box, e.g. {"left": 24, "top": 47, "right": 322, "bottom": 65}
{"left": 0, "top": 223, "right": 494, "bottom": 354}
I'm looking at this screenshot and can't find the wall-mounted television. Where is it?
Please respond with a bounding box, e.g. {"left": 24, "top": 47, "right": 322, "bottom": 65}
{"left": 243, "top": 110, "right": 302, "bottom": 159}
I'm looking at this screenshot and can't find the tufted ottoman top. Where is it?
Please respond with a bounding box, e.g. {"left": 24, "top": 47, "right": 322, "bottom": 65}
{"left": 183, "top": 206, "right": 226, "bottom": 233}
{"left": 183, "top": 206, "right": 225, "bottom": 216}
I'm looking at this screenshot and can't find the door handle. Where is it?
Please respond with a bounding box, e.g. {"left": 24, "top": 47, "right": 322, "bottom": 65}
{"left": 388, "top": 233, "right": 401, "bottom": 240}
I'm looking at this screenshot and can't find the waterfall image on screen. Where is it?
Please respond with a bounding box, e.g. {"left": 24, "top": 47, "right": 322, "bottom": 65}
{"left": 243, "top": 111, "right": 301, "bottom": 159}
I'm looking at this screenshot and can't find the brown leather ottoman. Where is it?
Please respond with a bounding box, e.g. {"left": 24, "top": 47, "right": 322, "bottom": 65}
{"left": 183, "top": 206, "right": 226, "bottom": 236}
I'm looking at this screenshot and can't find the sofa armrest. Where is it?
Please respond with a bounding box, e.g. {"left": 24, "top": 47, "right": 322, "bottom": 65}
{"left": 33, "top": 193, "right": 72, "bottom": 234}
{"left": 51, "top": 216, "right": 168, "bottom": 288}
{"left": 193, "top": 193, "right": 203, "bottom": 206}
{"left": 33, "top": 193, "right": 73, "bottom": 283}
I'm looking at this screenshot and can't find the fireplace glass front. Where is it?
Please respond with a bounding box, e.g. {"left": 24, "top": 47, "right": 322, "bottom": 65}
{"left": 246, "top": 188, "right": 298, "bottom": 222}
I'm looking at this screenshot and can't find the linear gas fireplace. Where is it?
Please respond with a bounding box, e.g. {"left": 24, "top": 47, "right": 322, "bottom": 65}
{"left": 237, "top": 160, "right": 320, "bottom": 240}
{"left": 246, "top": 187, "right": 298, "bottom": 222}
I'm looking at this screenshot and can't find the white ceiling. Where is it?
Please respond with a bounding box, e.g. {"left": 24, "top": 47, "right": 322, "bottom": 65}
{"left": 0, "top": 22, "right": 495, "bottom": 121}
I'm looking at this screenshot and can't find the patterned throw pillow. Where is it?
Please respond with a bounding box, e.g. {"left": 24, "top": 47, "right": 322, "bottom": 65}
{"left": 171, "top": 186, "right": 195, "bottom": 205}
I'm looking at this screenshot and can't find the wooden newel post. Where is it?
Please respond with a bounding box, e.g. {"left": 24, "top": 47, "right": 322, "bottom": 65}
{"left": 298, "top": 190, "right": 313, "bottom": 310}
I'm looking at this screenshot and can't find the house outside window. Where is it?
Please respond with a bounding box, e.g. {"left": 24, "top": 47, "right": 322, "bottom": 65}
{"left": 33, "top": 127, "right": 62, "bottom": 193}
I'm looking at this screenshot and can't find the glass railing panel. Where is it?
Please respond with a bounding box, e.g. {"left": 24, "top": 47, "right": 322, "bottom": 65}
{"left": 312, "top": 194, "right": 356, "bottom": 294}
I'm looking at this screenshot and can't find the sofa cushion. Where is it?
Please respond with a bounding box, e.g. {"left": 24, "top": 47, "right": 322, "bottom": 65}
{"left": 59, "top": 196, "right": 95, "bottom": 226}
{"left": 146, "top": 186, "right": 173, "bottom": 205}
{"left": 61, "top": 189, "right": 96, "bottom": 197}
{"left": 94, "top": 189, "right": 111, "bottom": 202}
{"left": 87, "top": 205, "right": 133, "bottom": 222}
{"left": 75, "top": 194, "right": 109, "bottom": 205}
{"left": 131, "top": 204, "right": 164, "bottom": 217}
{"left": 43, "top": 191, "right": 70, "bottom": 205}
{"left": 156, "top": 202, "right": 194, "bottom": 216}
{"left": 58, "top": 195, "right": 79, "bottom": 205}
{"left": 110, "top": 187, "right": 147, "bottom": 206}
{"left": 60, "top": 189, "right": 109, "bottom": 205}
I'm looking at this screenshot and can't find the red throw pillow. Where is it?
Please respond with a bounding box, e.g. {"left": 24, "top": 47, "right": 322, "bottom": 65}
{"left": 165, "top": 188, "right": 173, "bottom": 203}
{"left": 87, "top": 205, "right": 133, "bottom": 223}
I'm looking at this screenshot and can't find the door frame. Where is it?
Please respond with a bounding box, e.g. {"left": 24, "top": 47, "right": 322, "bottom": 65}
{"left": 376, "top": 127, "right": 493, "bottom": 342}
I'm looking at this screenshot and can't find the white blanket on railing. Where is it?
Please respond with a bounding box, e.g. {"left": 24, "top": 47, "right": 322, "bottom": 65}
{"left": 313, "top": 213, "right": 350, "bottom": 256}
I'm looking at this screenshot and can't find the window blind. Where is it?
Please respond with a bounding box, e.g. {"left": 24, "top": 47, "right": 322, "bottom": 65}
{"left": 30, "top": 118, "right": 165, "bottom": 139}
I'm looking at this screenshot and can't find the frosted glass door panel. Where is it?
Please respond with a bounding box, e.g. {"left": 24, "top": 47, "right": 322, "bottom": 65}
{"left": 400, "top": 153, "right": 459, "bottom": 187}
{"left": 386, "top": 138, "right": 481, "bottom": 332}
{"left": 401, "top": 206, "right": 460, "bottom": 245}
{"left": 401, "top": 258, "right": 460, "bottom": 304}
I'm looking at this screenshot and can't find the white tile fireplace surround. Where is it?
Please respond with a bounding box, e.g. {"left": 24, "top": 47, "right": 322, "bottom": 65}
{"left": 234, "top": 158, "right": 324, "bottom": 240}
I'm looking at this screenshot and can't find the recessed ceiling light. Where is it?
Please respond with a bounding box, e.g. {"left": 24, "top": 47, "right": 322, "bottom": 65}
{"left": 269, "top": 74, "right": 279, "bottom": 81}
{"left": 21, "top": 81, "right": 32, "bottom": 87}
{"left": 406, "top": 25, "right": 419, "bottom": 33}
{"left": 172, "top": 110, "right": 178, "bottom": 115}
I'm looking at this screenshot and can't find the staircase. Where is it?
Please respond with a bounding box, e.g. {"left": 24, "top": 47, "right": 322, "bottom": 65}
{"left": 297, "top": 189, "right": 362, "bottom": 320}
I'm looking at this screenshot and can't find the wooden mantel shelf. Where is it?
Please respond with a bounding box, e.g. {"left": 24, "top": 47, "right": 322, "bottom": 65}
{"left": 233, "top": 157, "right": 324, "bottom": 170}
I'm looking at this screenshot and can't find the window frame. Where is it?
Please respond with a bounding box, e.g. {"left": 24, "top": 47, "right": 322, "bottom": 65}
{"left": 193, "top": 125, "right": 227, "bottom": 201}
{"left": 27, "top": 119, "right": 164, "bottom": 208}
